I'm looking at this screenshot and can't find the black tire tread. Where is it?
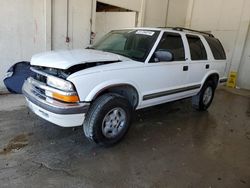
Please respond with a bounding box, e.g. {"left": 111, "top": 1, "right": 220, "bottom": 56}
{"left": 83, "top": 93, "right": 132, "bottom": 146}
{"left": 192, "top": 80, "right": 215, "bottom": 111}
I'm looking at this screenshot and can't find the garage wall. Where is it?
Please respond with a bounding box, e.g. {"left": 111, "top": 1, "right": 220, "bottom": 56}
{"left": 143, "top": 0, "right": 168, "bottom": 27}
{"left": 95, "top": 12, "right": 136, "bottom": 42}
{"left": 238, "top": 24, "right": 250, "bottom": 90}
{"left": 187, "top": 0, "right": 245, "bottom": 65}
{"left": 0, "top": 0, "right": 47, "bottom": 92}
{"left": 1, "top": 0, "right": 249, "bottom": 91}
{"left": 166, "top": 0, "right": 189, "bottom": 27}
{"left": 186, "top": 0, "right": 250, "bottom": 88}
{"left": 52, "top": 0, "right": 92, "bottom": 50}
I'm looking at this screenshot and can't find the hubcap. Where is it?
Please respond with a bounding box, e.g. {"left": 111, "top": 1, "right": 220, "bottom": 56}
{"left": 203, "top": 86, "right": 213, "bottom": 105}
{"left": 102, "top": 107, "right": 127, "bottom": 138}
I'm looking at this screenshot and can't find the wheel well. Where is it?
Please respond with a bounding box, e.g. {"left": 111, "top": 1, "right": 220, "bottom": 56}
{"left": 205, "top": 73, "right": 219, "bottom": 88}
{"left": 93, "top": 85, "right": 139, "bottom": 109}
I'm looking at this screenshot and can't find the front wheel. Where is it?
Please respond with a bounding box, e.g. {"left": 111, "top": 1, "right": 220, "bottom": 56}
{"left": 83, "top": 93, "right": 132, "bottom": 146}
{"left": 192, "top": 80, "right": 216, "bottom": 111}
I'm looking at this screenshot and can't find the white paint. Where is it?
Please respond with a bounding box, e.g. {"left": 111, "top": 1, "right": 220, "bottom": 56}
{"left": 95, "top": 12, "right": 136, "bottom": 42}
{"left": 31, "top": 49, "right": 124, "bottom": 69}
{"left": 26, "top": 99, "right": 85, "bottom": 127}
{"left": 24, "top": 28, "right": 227, "bottom": 127}
{"left": 65, "top": 28, "right": 227, "bottom": 108}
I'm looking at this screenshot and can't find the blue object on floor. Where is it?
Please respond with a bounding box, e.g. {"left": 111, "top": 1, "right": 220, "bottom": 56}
{"left": 3, "top": 61, "right": 35, "bottom": 94}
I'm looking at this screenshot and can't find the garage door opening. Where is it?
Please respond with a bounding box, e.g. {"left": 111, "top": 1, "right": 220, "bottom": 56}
{"left": 93, "top": 2, "right": 137, "bottom": 43}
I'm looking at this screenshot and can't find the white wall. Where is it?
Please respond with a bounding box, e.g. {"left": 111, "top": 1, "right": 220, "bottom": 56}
{"left": 1, "top": 0, "right": 250, "bottom": 91}
{"left": 0, "top": 0, "right": 47, "bottom": 92}
{"left": 95, "top": 12, "right": 136, "bottom": 42}
{"left": 52, "top": 0, "right": 92, "bottom": 50}
{"left": 238, "top": 24, "right": 250, "bottom": 90}
{"left": 186, "top": 0, "right": 250, "bottom": 89}
{"left": 166, "top": 0, "right": 189, "bottom": 27}
{"left": 187, "top": 0, "right": 244, "bottom": 65}
{"left": 143, "top": 0, "right": 168, "bottom": 27}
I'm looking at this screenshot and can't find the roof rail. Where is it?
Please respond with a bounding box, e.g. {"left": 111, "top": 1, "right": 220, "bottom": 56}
{"left": 173, "top": 27, "right": 214, "bottom": 37}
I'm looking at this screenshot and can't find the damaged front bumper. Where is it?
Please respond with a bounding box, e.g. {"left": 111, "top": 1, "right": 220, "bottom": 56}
{"left": 22, "top": 79, "right": 89, "bottom": 127}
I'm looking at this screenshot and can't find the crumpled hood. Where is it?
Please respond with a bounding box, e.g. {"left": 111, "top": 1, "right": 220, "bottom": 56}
{"left": 31, "top": 49, "right": 123, "bottom": 70}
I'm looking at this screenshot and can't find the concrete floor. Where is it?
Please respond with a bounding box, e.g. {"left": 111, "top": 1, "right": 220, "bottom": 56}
{"left": 0, "top": 87, "right": 250, "bottom": 188}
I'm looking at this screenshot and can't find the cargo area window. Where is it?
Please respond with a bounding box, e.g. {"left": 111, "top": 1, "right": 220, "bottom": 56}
{"left": 187, "top": 35, "right": 207, "bottom": 60}
{"left": 204, "top": 36, "right": 226, "bottom": 60}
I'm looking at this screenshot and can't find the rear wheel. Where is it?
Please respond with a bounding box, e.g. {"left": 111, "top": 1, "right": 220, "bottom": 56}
{"left": 83, "top": 93, "right": 132, "bottom": 146}
{"left": 192, "top": 80, "right": 215, "bottom": 111}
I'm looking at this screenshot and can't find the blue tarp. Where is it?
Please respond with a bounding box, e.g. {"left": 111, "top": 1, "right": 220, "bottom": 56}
{"left": 3, "top": 62, "right": 35, "bottom": 94}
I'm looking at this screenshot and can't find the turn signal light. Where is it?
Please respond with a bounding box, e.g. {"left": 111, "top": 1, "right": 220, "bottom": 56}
{"left": 52, "top": 92, "right": 79, "bottom": 103}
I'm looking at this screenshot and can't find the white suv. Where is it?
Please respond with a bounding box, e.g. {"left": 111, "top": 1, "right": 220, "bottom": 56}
{"left": 23, "top": 27, "right": 228, "bottom": 146}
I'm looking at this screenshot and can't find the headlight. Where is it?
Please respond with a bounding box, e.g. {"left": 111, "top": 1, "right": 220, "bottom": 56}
{"left": 47, "top": 76, "right": 75, "bottom": 91}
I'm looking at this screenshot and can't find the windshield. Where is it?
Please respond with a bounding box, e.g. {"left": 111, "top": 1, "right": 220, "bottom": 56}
{"left": 91, "top": 30, "right": 160, "bottom": 62}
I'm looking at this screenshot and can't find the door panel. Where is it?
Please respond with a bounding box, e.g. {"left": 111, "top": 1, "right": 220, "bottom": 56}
{"left": 139, "top": 32, "right": 190, "bottom": 108}
{"left": 139, "top": 61, "right": 190, "bottom": 108}
{"left": 186, "top": 34, "right": 209, "bottom": 85}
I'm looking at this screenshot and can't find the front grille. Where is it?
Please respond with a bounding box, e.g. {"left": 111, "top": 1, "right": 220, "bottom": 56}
{"left": 35, "top": 73, "right": 47, "bottom": 83}
{"left": 34, "top": 86, "right": 45, "bottom": 95}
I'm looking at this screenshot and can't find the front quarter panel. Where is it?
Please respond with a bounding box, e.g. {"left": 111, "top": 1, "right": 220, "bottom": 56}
{"left": 67, "top": 67, "right": 142, "bottom": 104}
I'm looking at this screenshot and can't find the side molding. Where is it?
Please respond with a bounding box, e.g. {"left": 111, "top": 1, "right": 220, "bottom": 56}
{"left": 143, "top": 84, "right": 201, "bottom": 101}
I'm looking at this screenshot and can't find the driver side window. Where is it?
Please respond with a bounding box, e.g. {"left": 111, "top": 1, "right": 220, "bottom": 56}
{"left": 150, "top": 32, "right": 185, "bottom": 62}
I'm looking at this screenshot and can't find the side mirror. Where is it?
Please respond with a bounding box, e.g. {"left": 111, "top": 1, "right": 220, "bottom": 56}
{"left": 154, "top": 50, "right": 174, "bottom": 62}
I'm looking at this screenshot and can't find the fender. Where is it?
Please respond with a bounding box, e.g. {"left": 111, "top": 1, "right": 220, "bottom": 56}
{"left": 201, "top": 70, "right": 220, "bottom": 88}
{"left": 84, "top": 79, "right": 142, "bottom": 103}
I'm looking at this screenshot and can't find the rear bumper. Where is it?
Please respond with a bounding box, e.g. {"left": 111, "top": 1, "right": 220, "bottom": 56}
{"left": 22, "top": 79, "right": 89, "bottom": 127}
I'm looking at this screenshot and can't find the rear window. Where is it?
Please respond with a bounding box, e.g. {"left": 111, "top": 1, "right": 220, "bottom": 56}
{"left": 187, "top": 35, "right": 207, "bottom": 60}
{"left": 204, "top": 36, "right": 226, "bottom": 60}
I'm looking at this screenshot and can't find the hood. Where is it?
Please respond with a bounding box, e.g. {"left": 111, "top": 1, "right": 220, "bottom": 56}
{"left": 31, "top": 49, "right": 123, "bottom": 70}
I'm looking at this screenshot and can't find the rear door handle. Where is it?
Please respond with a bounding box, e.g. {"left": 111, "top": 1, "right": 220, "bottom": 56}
{"left": 183, "top": 66, "right": 188, "bottom": 71}
{"left": 206, "top": 64, "right": 210, "bottom": 69}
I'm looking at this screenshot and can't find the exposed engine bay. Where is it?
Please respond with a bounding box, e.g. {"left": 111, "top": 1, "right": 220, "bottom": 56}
{"left": 31, "top": 60, "right": 120, "bottom": 79}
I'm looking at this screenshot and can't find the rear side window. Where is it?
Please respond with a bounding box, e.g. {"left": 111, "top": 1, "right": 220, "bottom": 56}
{"left": 187, "top": 35, "right": 207, "bottom": 60}
{"left": 204, "top": 36, "right": 226, "bottom": 60}
{"left": 156, "top": 32, "right": 185, "bottom": 61}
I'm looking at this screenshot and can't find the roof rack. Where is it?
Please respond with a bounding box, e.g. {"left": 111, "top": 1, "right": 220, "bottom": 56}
{"left": 173, "top": 27, "right": 214, "bottom": 37}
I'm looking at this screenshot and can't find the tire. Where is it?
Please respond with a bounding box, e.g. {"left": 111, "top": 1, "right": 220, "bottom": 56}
{"left": 83, "top": 93, "right": 132, "bottom": 146}
{"left": 192, "top": 80, "right": 216, "bottom": 111}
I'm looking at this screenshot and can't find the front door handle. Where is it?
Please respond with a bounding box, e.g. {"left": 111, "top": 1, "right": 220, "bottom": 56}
{"left": 206, "top": 64, "right": 210, "bottom": 69}
{"left": 183, "top": 66, "right": 189, "bottom": 71}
